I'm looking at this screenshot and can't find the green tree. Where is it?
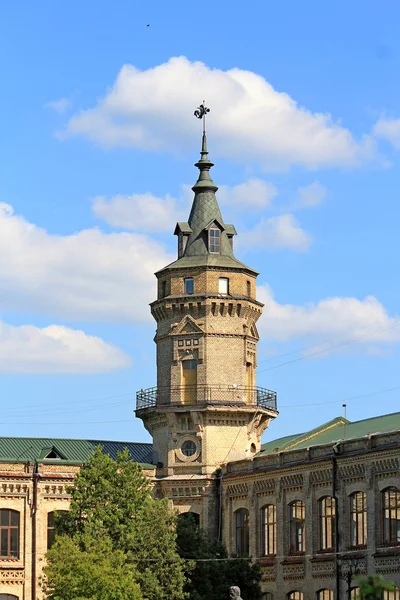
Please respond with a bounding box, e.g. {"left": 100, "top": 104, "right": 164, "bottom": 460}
{"left": 176, "top": 513, "right": 262, "bottom": 600}
{"left": 355, "top": 574, "right": 395, "bottom": 599}
{"left": 43, "top": 447, "right": 187, "bottom": 600}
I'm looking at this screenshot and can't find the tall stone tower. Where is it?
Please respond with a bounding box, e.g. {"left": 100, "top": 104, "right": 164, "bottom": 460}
{"left": 136, "top": 111, "right": 278, "bottom": 535}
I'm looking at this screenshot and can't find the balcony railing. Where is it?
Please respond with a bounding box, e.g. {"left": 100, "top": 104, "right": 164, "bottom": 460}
{"left": 135, "top": 385, "right": 277, "bottom": 413}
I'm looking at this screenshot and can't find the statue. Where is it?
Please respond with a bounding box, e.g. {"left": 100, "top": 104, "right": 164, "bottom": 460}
{"left": 229, "top": 586, "right": 243, "bottom": 600}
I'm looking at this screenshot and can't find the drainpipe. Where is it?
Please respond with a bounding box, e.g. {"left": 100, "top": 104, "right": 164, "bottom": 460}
{"left": 31, "top": 462, "right": 39, "bottom": 600}
{"left": 332, "top": 443, "right": 340, "bottom": 600}
{"left": 215, "top": 468, "right": 223, "bottom": 542}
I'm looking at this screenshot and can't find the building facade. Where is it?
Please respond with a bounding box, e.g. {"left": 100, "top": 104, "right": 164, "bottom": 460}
{"left": 0, "top": 129, "right": 399, "bottom": 600}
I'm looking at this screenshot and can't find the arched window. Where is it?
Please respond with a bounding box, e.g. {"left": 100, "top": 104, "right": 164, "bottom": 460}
{"left": 287, "top": 592, "right": 303, "bottom": 600}
{"left": 0, "top": 595, "right": 19, "bottom": 600}
{"left": 349, "top": 492, "right": 367, "bottom": 546}
{"left": 263, "top": 594, "right": 273, "bottom": 600}
{"left": 47, "top": 510, "right": 68, "bottom": 549}
{"left": 209, "top": 226, "right": 220, "bottom": 253}
{"left": 0, "top": 509, "right": 19, "bottom": 558}
{"left": 383, "top": 588, "right": 400, "bottom": 600}
{"left": 235, "top": 508, "right": 249, "bottom": 557}
{"left": 261, "top": 504, "right": 276, "bottom": 556}
{"left": 289, "top": 500, "right": 305, "bottom": 554}
{"left": 350, "top": 588, "right": 359, "bottom": 599}
{"left": 318, "top": 496, "right": 336, "bottom": 551}
{"left": 317, "top": 590, "right": 333, "bottom": 600}
{"left": 382, "top": 487, "right": 400, "bottom": 546}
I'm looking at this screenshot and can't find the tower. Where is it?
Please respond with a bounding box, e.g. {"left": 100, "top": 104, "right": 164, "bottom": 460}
{"left": 136, "top": 107, "right": 278, "bottom": 534}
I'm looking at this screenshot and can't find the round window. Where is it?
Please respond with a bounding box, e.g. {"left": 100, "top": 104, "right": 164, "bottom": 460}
{"left": 181, "top": 440, "right": 197, "bottom": 457}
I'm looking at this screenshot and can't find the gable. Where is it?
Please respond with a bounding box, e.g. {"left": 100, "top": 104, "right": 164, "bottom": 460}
{"left": 172, "top": 315, "right": 204, "bottom": 336}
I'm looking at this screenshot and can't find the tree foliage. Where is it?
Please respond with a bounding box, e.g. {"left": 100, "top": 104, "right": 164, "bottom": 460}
{"left": 355, "top": 574, "right": 395, "bottom": 599}
{"left": 43, "top": 447, "right": 187, "bottom": 600}
{"left": 176, "top": 513, "right": 262, "bottom": 600}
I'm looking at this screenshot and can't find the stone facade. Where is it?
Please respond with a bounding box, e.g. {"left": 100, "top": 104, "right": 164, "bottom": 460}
{"left": 222, "top": 431, "right": 400, "bottom": 599}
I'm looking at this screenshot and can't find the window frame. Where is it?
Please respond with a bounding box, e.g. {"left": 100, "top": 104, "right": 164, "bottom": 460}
{"left": 218, "top": 277, "right": 229, "bottom": 295}
{"left": 234, "top": 508, "right": 249, "bottom": 557}
{"left": 289, "top": 500, "right": 305, "bottom": 555}
{"left": 287, "top": 592, "right": 304, "bottom": 600}
{"left": 209, "top": 226, "right": 221, "bottom": 254}
{"left": 349, "top": 491, "right": 367, "bottom": 547}
{"left": 382, "top": 487, "right": 400, "bottom": 546}
{"left": 261, "top": 504, "right": 276, "bottom": 556}
{"left": 0, "top": 595, "right": 19, "bottom": 600}
{"left": 316, "top": 590, "right": 334, "bottom": 600}
{"left": 318, "top": 496, "right": 336, "bottom": 552}
{"left": 0, "top": 509, "right": 20, "bottom": 559}
{"left": 382, "top": 588, "right": 400, "bottom": 600}
{"left": 184, "top": 277, "right": 194, "bottom": 295}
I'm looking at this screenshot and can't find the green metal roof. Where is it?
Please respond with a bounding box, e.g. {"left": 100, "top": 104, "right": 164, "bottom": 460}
{"left": 260, "top": 412, "right": 400, "bottom": 455}
{"left": 0, "top": 437, "right": 154, "bottom": 467}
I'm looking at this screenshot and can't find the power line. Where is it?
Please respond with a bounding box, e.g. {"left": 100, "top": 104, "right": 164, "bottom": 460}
{"left": 257, "top": 318, "right": 400, "bottom": 376}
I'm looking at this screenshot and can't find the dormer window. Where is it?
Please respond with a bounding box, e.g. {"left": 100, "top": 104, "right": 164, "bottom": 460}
{"left": 209, "top": 226, "right": 220, "bottom": 253}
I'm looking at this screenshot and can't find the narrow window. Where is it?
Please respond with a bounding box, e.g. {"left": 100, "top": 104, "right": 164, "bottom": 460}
{"left": 287, "top": 593, "right": 303, "bottom": 600}
{"left": 178, "top": 233, "right": 184, "bottom": 257}
{"left": 319, "top": 496, "right": 336, "bottom": 551}
{"left": 209, "top": 227, "right": 220, "bottom": 253}
{"left": 264, "top": 594, "right": 273, "bottom": 600}
{"left": 350, "top": 589, "right": 360, "bottom": 599}
{"left": 247, "top": 280, "right": 251, "bottom": 297}
{"left": 383, "top": 588, "right": 400, "bottom": 600}
{"left": 47, "top": 510, "right": 68, "bottom": 549}
{"left": 317, "top": 591, "right": 333, "bottom": 600}
{"left": 349, "top": 491, "right": 367, "bottom": 546}
{"left": 182, "top": 359, "right": 197, "bottom": 405}
{"left": 219, "top": 277, "right": 229, "bottom": 294}
{"left": 184, "top": 277, "right": 194, "bottom": 294}
{"left": 289, "top": 500, "right": 305, "bottom": 554}
{"left": 261, "top": 504, "right": 276, "bottom": 556}
{"left": 0, "top": 509, "right": 19, "bottom": 558}
{"left": 161, "top": 281, "right": 167, "bottom": 298}
{"left": 382, "top": 487, "right": 400, "bottom": 545}
{"left": 235, "top": 508, "right": 249, "bottom": 557}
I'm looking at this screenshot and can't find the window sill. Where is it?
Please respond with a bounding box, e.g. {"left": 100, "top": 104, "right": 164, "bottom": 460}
{"left": 282, "top": 556, "right": 305, "bottom": 565}
{"left": 374, "top": 546, "right": 400, "bottom": 557}
{"left": 259, "top": 556, "right": 277, "bottom": 565}
{"left": 311, "top": 553, "right": 336, "bottom": 562}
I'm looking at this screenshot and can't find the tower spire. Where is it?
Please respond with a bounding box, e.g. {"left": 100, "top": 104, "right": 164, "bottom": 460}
{"left": 193, "top": 102, "right": 217, "bottom": 192}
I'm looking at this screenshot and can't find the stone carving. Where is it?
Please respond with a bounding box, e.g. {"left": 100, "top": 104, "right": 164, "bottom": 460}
{"left": 229, "top": 586, "right": 243, "bottom": 600}
{"left": 0, "top": 569, "right": 25, "bottom": 584}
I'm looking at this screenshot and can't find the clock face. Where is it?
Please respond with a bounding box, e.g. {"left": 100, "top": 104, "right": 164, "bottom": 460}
{"left": 176, "top": 436, "right": 200, "bottom": 462}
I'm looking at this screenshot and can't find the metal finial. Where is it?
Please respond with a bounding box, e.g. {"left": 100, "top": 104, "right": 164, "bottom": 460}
{"left": 194, "top": 102, "right": 210, "bottom": 133}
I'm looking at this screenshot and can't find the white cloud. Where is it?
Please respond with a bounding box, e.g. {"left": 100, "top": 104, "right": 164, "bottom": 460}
{"left": 257, "top": 285, "right": 400, "bottom": 346}
{"left": 296, "top": 181, "right": 327, "bottom": 208}
{"left": 46, "top": 97, "right": 73, "bottom": 114}
{"left": 239, "top": 214, "right": 311, "bottom": 252}
{"left": 0, "top": 321, "right": 130, "bottom": 373}
{"left": 373, "top": 117, "right": 400, "bottom": 150}
{"left": 218, "top": 179, "right": 278, "bottom": 211}
{"left": 93, "top": 193, "right": 185, "bottom": 232}
{"left": 0, "top": 203, "right": 174, "bottom": 322}
{"left": 63, "top": 56, "right": 374, "bottom": 170}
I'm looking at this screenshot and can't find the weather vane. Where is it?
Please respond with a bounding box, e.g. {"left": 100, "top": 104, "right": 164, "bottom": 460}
{"left": 194, "top": 102, "right": 210, "bottom": 134}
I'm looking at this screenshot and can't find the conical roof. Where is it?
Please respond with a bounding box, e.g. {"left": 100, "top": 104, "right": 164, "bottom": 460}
{"left": 160, "top": 132, "right": 257, "bottom": 275}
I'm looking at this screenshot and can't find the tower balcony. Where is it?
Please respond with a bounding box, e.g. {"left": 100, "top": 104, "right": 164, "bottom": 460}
{"left": 135, "top": 385, "right": 277, "bottom": 414}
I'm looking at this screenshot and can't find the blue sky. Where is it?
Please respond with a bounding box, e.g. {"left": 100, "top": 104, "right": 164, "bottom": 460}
{"left": 1, "top": 0, "right": 400, "bottom": 445}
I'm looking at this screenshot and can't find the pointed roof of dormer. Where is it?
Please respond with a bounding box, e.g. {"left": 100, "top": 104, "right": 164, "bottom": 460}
{"left": 162, "top": 115, "right": 257, "bottom": 276}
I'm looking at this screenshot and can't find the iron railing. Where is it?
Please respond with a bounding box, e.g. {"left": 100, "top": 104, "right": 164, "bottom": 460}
{"left": 135, "top": 385, "right": 277, "bottom": 412}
